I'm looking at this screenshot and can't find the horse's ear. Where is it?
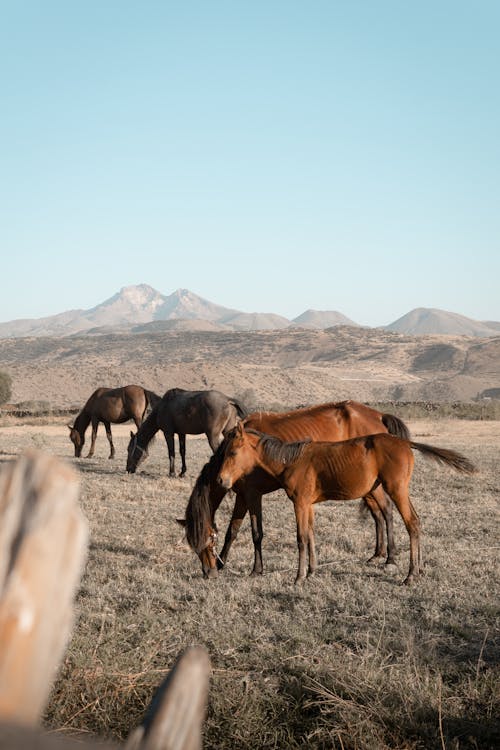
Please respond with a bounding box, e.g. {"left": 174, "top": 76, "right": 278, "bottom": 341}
{"left": 176, "top": 518, "right": 187, "bottom": 527}
{"left": 236, "top": 421, "right": 244, "bottom": 436}
{"left": 67, "top": 424, "right": 74, "bottom": 431}
{"left": 130, "top": 431, "right": 135, "bottom": 438}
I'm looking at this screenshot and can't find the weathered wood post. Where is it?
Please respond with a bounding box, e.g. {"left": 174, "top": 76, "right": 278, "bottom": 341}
{"left": 0, "top": 449, "right": 211, "bottom": 749}
{"left": 0, "top": 449, "right": 88, "bottom": 725}
{"left": 125, "top": 646, "right": 211, "bottom": 750}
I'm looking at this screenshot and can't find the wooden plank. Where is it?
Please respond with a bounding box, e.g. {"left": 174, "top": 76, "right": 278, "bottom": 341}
{"left": 0, "top": 449, "right": 88, "bottom": 725}
{"left": 125, "top": 647, "right": 211, "bottom": 750}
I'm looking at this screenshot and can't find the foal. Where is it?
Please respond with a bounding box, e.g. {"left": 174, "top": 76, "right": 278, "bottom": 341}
{"left": 217, "top": 425, "right": 476, "bottom": 585}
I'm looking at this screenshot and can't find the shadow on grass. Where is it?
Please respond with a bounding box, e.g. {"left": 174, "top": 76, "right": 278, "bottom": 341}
{"left": 90, "top": 540, "right": 151, "bottom": 561}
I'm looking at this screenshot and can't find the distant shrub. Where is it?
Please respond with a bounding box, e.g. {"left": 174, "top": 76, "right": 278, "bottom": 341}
{"left": 370, "top": 400, "right": 500, "bottom": 421}
{"left": 15, "top": 400, "right": 52, "bottom": 417}
{"left": 0, "top": 371, "right": 12, "bottom": 405}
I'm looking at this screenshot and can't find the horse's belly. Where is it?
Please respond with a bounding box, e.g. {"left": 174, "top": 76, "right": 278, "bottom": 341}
{"left": 319, "top": 474, "right": 377, "bottom": 503}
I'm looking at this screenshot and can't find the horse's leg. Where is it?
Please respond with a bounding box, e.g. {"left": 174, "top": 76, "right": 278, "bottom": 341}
{"left": 164, "top": 432, "right": 176, "bottom": 477}
{"left": 246, "top": 491, "right": 264, "bottom": 576}
{"left": 86, "top": 418, "right": 98, "bottom": 458}
{"left": 307, "top": 505, "right": 317, "bottom": 577}
{"left": 293, "top": 500, "right": 311, "bottom": 584}
{"left": 366, "top": 486, "right": 397, "bottom": 566}
{"left": 104, "top": 420, "right": 115, "bottom": 459}
{"left": 384, "top": 481, "right": 421, "bottom": 584}
{"left": 219, "top": 491, "right": 248, "bottom": 570}
{"left": 363, "top": 494, "right": 386, "bottom": 564}
{"left": 178, "top": 434, "right": 187, "bottom": 477}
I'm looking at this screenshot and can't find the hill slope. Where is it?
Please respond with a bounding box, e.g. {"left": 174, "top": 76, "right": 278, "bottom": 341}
{"left": 1, "top": 327, "right": 498, "bottom": 409}
{"left": 386, "top": 308, "right": 498, "bottom": 337}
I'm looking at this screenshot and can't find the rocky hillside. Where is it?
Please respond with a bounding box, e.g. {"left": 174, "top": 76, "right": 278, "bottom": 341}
{"left": 0, "top": 326, "right": 498, "bottom": 410}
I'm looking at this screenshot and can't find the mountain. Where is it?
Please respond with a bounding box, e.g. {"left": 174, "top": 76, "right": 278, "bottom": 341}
{"left": 385, "top": 308, "right": 499, "bottom": 337}
{"left": 0, "top": 287, "right": 498, "bottom": 338}
{"left": 217, "top": 312, "right": 291, "bottom": 331}
{"left": 153, "top": 288, "right": 239, "bottom": 322}
{"left": 0, "top": 286, "right": 239, "bottom": 338}
{"left": 0, "top": 285, "right": 356, "bottom": 338}
{"left": 291, "top": 309, "right": 358, "bottom": 329}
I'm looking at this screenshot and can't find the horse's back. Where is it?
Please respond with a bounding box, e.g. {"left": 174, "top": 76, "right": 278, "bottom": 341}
{"left": 245, "top": 401, "right": 387, "bottom": 442}
{"left": 157, "top": 389, "right": 239, "bottom": 434}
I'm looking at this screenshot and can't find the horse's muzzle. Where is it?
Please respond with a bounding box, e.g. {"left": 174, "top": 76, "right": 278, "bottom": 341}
{"left": 217, "top": 474, "right": 232, "bottom": 490}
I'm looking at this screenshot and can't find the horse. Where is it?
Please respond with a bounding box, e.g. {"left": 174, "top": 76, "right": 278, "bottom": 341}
{"left": 126, "top": 388, "right": 247, "bottom": 477}
{"left": 216, "top": 424, "right": 476, "bottom": 584}
{"left": 179, "top": 400, "right": 411, "bottom": 578}
{"left": 68, "top": 385, "right": 161, "bottom": 459}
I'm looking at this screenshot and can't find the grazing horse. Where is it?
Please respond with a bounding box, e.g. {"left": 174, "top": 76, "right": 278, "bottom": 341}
{"left": 216, "top": 424, "right": 476, "bottom": 584}
{"left": 126, "top": 388, "right": 247, "bottom": 477}
{"left": 68, "top": 385, "right": 161, "bottom": 459}
{"left": 179, "top": 400, "right": 411, "bottom": 578}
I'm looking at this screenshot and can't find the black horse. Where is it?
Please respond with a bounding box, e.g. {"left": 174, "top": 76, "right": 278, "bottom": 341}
{"left": 68, "top": 385, "right": 161, "bottom": 459}
{"left": 126, "top": 388, "right": 247, "bottom": 476}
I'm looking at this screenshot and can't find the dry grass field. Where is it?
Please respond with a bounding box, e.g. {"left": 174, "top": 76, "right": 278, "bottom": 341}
{"left": 0, "top": 417, "right": 498, "bottom": 749}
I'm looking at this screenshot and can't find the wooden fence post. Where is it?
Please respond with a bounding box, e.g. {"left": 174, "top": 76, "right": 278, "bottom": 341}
{"left": 125, "top": 647, "right": 211, "bottom": 750}
{"left": 0, "top": 449, "right": 88, "bottom": 726}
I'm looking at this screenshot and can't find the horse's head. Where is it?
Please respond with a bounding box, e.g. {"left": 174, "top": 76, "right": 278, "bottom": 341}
{"left": 126, "top": 431, "right": 148, "bottom": 473}
{"left": 217, "top": 422, "right": 259, "bottom": 489}
{"left": 68, "top": 424, "right": 83, "bottom": 457}
{"left": 177, "top": 518, "right": 220, "bottom": 579}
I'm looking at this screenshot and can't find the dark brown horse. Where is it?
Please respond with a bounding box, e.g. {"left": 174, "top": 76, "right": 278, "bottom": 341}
{"left": 126, "top": 388, "right": 247, "bottom": 477}
{"left": 179, "top": 400, "right": 411, "bottom": 578}
{"left": 68, "top": 385, "right": 161, "bottom": 459}
{"left": 216, "top": 424, "right": 476, "bottom": 584}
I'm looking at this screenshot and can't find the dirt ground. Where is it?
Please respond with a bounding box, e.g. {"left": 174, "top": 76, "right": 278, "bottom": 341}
{"left": 0, "top": 417, "right": 498, "bottom": 749}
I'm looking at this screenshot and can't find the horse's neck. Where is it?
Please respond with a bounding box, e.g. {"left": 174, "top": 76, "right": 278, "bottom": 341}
{"left": 74, "top": 411, "right": 91, "bottom": 435}
{"left": 254, "top": 451, "right": 286, "bottom": 480}
{"left": 137, "top": 411, "right": 160, "bottom": 446}
{"left": 210, "top": 480, "right": 227, "bottom": 515}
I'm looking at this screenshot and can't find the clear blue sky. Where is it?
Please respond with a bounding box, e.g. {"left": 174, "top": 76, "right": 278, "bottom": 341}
{"left": 1, "top": 1, "right": 499, "bottom": 326}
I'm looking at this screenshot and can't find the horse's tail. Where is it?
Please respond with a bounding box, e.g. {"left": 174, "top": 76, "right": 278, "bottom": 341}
{"left": 184, "top": 444, "right": 229, "bottom": 553}
{"left": 410, "top": 442, "right": 476, "bottom": 475}
{"left": 230, "top": 398, "right": 248, "bottom": 420}
{"left": 382, "top": 412, "right": 411, "bottom": 441}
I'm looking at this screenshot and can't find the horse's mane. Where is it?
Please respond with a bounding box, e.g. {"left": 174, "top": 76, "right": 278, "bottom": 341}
{"left": 135, "top": 408, "right": 160, "bottom": 447}
{"left": 246, "top": 429, "right": 311, "bottom": 465}
{"left": 184, "top": 439, "right": 229, "bottom": 553}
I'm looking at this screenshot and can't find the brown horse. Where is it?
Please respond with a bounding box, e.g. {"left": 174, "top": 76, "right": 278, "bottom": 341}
{"left": 126, "top": 388, "right": 247, "bottom": 477}
{"left": 179, "top": 400, "right": 411, "bottom": 578}
{"left": 68, "top": 385, "right": 161, "bottom": 459}
{"left": 216, "top": 424, "right": 476, "bottom": 584}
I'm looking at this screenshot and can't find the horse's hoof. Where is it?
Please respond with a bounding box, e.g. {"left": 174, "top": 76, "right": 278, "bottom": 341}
{"left": 249, "top": 570, "right": 263, "bottom": 577}
{"left": 294, "top": 576, "right": 306, "bottom": 586}
{"left": 403, "top": 573, "right": 419, "bottom": 585}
